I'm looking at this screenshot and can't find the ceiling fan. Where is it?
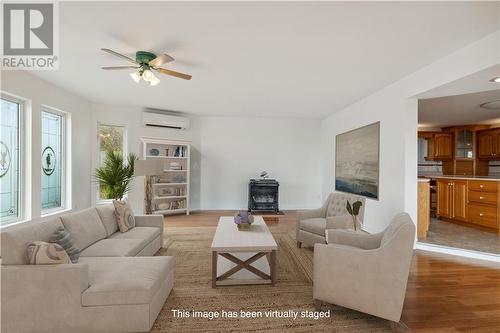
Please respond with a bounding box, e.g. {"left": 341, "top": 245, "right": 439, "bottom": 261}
{"left": 101, "top": 48, "right": 192, "bottom": 86}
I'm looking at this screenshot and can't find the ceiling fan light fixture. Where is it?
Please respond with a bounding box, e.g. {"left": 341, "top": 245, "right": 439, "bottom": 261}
{"left": 489, "top": 76, "right": 500, "bottom": 83}
{"left": 142, "top": 69, "right": 155, "bottom": 82}
{"left": 130, "top": 71, "right": 141, "bottom": 83}
{"left": 149, "top": 76, "right": 160, "bottom": 86}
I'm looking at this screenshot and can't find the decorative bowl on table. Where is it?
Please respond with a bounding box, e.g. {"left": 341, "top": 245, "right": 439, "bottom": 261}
{"left": 234, "top": 211, "right": 254, "bottom": 230}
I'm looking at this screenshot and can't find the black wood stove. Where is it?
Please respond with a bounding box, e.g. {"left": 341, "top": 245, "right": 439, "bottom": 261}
{"left": 248, "top": 179, "right": 279, "bottom": 213}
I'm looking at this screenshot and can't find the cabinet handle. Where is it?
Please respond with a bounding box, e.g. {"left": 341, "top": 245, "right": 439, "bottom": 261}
{"left": 479, "top": 213, "right": 484, "bottom": 217}
{"left": 479, "top": 185, "right": 484, "bottom": 188}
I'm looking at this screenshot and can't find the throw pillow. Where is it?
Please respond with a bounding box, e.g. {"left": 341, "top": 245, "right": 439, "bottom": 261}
{"left": 27, "top": 241, "right": 70, "bottom": 265}
{"left": 50, "top": 226, "right": 80, "bottom": 263}
{"left": 113, "top": 199, "right": 136, "bottom": 232}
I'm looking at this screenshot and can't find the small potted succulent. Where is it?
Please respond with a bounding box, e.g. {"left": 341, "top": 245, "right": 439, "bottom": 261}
{"left": 234, "top": 211, "right": 254, "bottom": 230}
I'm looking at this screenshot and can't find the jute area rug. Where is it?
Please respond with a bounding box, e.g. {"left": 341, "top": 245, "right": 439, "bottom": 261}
{"left": 151, "top": 223, "right": 391, "bottom": 332}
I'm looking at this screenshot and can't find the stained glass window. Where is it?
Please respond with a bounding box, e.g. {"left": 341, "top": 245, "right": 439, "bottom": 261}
{"left": 41, "top": 110, "right": 64, "bottom": 212}
{"left": 0, "top": 98, "right": 21, "bottom": 225}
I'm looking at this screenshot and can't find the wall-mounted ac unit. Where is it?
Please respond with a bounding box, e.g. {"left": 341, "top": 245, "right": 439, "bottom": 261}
{"left": 142, "top": 110, "right": 190, "bottom": 130}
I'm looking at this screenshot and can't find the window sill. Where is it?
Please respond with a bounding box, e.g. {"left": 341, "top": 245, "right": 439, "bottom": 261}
{"left": 41, "top": 207, "right": 72, "bottom": 218}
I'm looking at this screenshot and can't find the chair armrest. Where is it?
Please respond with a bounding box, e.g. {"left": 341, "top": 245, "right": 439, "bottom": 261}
{"left": 297, "top": 208, "right": 326, "bottom": 221}
{"left": 325, "top": 215, "right": 353, "bottom": 229}
{"left": 326, "top": 229, "right": 382, "bottom": 249}
{"left": 135, "top": 214, "right": 164, "bottom": 236}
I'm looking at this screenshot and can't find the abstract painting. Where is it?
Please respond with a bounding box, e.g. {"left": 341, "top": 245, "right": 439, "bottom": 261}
{"left": 335, "top": 122, "right": 379, "bottom": 199}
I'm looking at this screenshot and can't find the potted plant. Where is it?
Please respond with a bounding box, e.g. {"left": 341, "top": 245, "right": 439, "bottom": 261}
{"left": 95, "top": 150, "right": 137, "bottom": 200}
{"left": 346, "top": 200, "right": 363, "bottom": 231}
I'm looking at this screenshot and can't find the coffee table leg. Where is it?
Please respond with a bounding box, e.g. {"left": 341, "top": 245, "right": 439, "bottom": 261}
{"left": 212, "top": 251, "right": 217, "bottom": 288}
{"left": 270, "top": 250, "right": 276, "bottom": 285}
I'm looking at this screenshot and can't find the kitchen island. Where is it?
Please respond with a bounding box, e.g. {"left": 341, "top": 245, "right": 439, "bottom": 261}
{"left": 424, "top": 176, "right": 500, "bottom": 233}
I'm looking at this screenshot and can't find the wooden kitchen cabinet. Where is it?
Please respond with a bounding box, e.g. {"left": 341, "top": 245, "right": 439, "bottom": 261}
{"left": 437, "top": 179, "right": 467, "bottom": 220}
{"left": 436, "top": 178, "right": 499, "bottom": 232}
{"left": 477, "top": 129, "right": 500, "bottom": 160}
{"left": 433, "top": 133, "right": 453, "bottom": 160}
{"left": 452, "top": 180, "right": 467, "bottom": 221}
{"left": 436, "top": 179, "right": 452, "bottom": 218}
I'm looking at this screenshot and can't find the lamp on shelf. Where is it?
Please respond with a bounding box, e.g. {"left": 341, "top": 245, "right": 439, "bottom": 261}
{"left": 134, "top": 159, "right": 164, "bottom": 214}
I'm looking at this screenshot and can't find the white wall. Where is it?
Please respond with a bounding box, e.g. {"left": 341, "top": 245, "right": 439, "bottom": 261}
{"left": 199, "top": 117, "right": 322, "bottom": 210}
{"left": 90, "top": 106, "right": 322, "bottom": 212}
{"left": 1, "top": 71, "right": 92, "bottom": 220}
{"left": 321, "top": 30, "right": 500, "bottom": 233}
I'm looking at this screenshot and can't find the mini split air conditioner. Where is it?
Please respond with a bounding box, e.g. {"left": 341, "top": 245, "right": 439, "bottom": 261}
{"left": 142, "top": 110, "right": 190, "bottom": 130}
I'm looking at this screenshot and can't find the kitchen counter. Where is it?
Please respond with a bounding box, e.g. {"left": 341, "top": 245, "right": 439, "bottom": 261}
{"left": 419, "top": 175, "right": 500, "bottom": 182}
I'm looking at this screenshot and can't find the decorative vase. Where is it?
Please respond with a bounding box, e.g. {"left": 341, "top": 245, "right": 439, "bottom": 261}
{"left": 234, "top": 212, "right": 254, "bottom": 231}
{"left": 237, "top": 223, "right": 251, "bottom": 230}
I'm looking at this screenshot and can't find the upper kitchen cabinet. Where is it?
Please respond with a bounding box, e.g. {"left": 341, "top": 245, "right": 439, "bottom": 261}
{"left": 478, "top": 128, "right": 500, "bottom": 160}
{"left": 455, "top": 128, "right": 473, "bottom": 159}
{"left": 433, "top": 133, "right": 453, "bottom": 160}
{"left": 418, "top": 131, "right": 453, "bottom": 161}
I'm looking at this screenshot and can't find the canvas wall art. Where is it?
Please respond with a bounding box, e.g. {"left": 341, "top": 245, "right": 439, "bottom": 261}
{"left": 335, "top": 122, "right": 380, "bottom": 199}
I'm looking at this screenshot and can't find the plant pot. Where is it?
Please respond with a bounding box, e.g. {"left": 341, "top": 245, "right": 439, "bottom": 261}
{"left": 237, "top": 223, "right": 251, "bottom": 230}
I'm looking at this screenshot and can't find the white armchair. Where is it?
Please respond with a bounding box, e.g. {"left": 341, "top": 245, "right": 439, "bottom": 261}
{"left": 313, "top": 213, "right": 416, "bottom": 324}
{"left": 296, "top": 193, "right": 366, "bottom": 247}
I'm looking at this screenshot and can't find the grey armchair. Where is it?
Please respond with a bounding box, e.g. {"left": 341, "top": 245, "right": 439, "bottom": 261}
{"left": 296, "top": 193, "right": 366, "bottom": 248}
{"left": 313, "top": 213, "right": 416, "bottom": 324}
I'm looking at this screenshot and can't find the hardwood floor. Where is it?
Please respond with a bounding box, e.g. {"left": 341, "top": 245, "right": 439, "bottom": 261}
{"left": 164, "top": 211, "right": 500, "bottom": 332}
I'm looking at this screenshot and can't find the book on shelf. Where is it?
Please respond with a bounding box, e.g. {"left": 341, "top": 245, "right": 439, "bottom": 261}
{"left": 155, "top": 199, "right": 186, "bottom": 211}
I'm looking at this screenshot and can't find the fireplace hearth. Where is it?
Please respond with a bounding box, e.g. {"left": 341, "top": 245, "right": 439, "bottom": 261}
{"left": 248, "top": 179, "right": 280, "bottom": 213}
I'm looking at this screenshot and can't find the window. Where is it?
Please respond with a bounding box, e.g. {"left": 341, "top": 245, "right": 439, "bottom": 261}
{"left": 0, "top": 97, "right": 22, "bottom": 225}
{"left": 41, "top": 109, "right": 66, "bottom": 213}
{"left": 98, "top": 124, "right": 125, "bottom": 200}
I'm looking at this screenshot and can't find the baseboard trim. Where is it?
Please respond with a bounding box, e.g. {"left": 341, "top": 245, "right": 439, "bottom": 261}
{"left": 415, "top": 242, "right": 499, "bottom": 262}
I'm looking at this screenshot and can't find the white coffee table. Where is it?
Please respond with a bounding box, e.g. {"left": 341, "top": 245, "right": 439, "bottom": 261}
{"left": 211, "top": 216, "right": 278, "bottom": 288}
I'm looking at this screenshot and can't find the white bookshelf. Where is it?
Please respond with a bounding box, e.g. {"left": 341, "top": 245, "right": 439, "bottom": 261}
{"left": 141, "top": 137, "right": 191, "bottom": 216}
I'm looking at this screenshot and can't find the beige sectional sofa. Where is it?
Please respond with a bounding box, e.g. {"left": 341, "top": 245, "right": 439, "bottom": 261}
{"left": 1, "top": 205, "right": 173, "bottom": 333}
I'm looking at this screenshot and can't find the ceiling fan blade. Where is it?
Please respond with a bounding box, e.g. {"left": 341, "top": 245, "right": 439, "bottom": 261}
{"left": 156, "top": 68, "right": 192, "bottom": 80}
{"left": 149, "top": 53, "right": 175, "bottom": 67}
{"left": 101, "top": 48, "right": 137, "bottom": 64}
{"left": 101, "top": 66, "right": 139, "bottom": 70}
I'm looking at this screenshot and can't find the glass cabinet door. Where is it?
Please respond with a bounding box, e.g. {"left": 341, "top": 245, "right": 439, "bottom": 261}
{"left": 456, "top": 129, "right": 473, "bottom": 159}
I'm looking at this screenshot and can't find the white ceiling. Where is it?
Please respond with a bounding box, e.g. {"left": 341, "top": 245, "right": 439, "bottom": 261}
{"left": 417, "top": 64, "right": 500, "bottom": 99}
{"left": 419, "top": 89, "right": 500, "bottom": 127}
{"left": 29, "top": 2, "right": 500, "bottom": 118}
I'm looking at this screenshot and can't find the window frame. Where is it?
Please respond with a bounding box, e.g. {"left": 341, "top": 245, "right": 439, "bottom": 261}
{"left": 40, "top": 106, "right": 68, "bottom": 216}
{"left": 0, "top": 93, "right": 25, "bottom": 226}
{"left": 96, "top": 122, "right": 127, "bottom": 203}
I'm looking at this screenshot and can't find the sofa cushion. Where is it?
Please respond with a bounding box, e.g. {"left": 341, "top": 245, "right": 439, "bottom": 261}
{"left": 299, "top": 218, "right": 326, "bottom": 236}
{"left": 80, "top": 256, "right": 174, "bottom": 306}
{"left": 1, "top": 218, "right": 64, "bottom": 265}
{"left": 113, "top": 200, "right": 135, "bottom": 232}
{"left": 79, "top": 239, "right": 147, "bottom": 257}
{"left": 95, "top": 204, "right": 118, "bottom": 236}
{"left": 50, "top": 226, "right": 80, "bottom": 263}
{"left": 61, "top": 208, "right": 107, "bottom": 251}
{"left": 27, "top": 241, "right": 71, "bottom": 264}
{"left": 108, "top": 227, "right": 160, "bottom": 244}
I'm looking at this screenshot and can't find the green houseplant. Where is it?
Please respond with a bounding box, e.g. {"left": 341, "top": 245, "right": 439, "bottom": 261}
{"left": 95, "top": 150, "right": 137, "bottom": 200}
{"left": 346, "top": 200, "right": 363, "bottom": 231}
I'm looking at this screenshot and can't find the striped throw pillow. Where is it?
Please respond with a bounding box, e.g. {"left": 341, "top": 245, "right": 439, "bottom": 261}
{"left": 27, "top": 241, "right": 70, "bottom": 265}
{"left": 50, "top": 226, "right": 80, "bottom": 263}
